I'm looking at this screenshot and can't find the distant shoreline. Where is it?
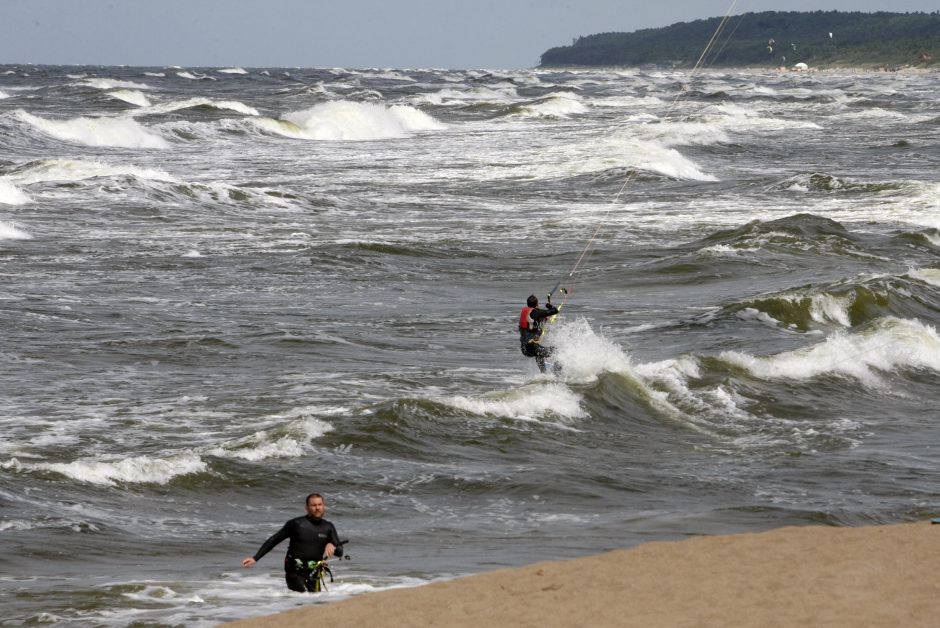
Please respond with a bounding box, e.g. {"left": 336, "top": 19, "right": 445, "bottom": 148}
{"left": 536, "top": 64, "right": 938, "bottom": 74}
{"left": 223, "top": 521, "right": 940, "bottom": 628}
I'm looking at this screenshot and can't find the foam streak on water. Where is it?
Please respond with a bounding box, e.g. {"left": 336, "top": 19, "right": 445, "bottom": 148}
{"left": 1, "top": 64, "right": 940, "bottom": 626}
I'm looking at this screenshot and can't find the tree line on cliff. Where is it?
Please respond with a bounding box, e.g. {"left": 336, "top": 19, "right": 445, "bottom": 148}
{"left": 540, "top": 11, "right": 939, "bottom": 68}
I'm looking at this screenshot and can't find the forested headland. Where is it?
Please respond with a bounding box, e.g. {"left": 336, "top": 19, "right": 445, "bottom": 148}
{"left": 540, "top": 11, "right": 939, "bottom": 69}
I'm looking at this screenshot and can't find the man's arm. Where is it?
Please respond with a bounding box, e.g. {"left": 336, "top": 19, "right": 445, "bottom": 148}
{"left": 327, "top": 522, "right": 343, "bottom": 558}
{"left": 242, "top": 523, "right": 291, "bottom": 568}
{"left": 531, "top": 304, "right": 559, "bottom": 321}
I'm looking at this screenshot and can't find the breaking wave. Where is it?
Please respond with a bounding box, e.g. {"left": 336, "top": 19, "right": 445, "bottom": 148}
{"left": 252, "top": 101, "right": 445, "bottom": 141}
{"left": 721, "top": 317, "right": 940, "bottom": 386}
{"left": 15, "top": 110, "right": 170, "bottom": 149}
{"left": 0, "top": 180, "right": 32, "bottom": 205}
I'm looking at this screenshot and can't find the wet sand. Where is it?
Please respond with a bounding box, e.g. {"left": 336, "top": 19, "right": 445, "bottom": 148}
{"left": 225, "top": 521, "right": 940, "bottom": 628}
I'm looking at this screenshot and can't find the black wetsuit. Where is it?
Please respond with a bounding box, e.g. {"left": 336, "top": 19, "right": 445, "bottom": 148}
{"left": 252, "top": 515, "right": 343, "bottom": 592}
{"left": 519, "top": 303, "right": 559, "bottom": 373}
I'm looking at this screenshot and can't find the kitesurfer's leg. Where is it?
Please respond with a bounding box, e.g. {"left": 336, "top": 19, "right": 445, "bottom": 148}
{"left": 284, "top": 558, "right": 307, "bottom": 592}
{"left": 285, "top": 570, "right": 306, "bottom": 592}
{"left": 535, "top": 344, "right": 554, "bottom": 373}
{"left": 522, "top": 342, "right": 558, "bottom": 374}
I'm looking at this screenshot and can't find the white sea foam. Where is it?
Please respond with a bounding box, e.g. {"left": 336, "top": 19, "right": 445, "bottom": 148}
{"left": 416, "top": 85, "right": 518, "bottom": 106}
{"left": 443, "top": 382, "right": 586, "bottom": 423}
{"left": 512, "top": 93, "right": 588, "bottom": 119}
{"left": 0, "top": 90, "right": 9, "bottom": 100}
{"left": 593, "top": 94, "right": 664, "bottom": 108}
{"left": 908, "top": 267, "right": 940, "bottom": 287}
{"left": 0, "top": 519, "right": 34, "bottom": 532}
{"left": 218, "top": 67, "right": 248, "bottom": 74}
{"left": 355, "top": 69, "right": 417, "bottom": 82}
{"left": 171, "top": 571, "right": 433, "bottom": 627}
{"left": 909, "top": 182, "right": 940, "bottom": 216}
{"left": 0, "top": 220, "right": 32, "bottom": 239}
{"left": 921, "top": 230, "right": 940, "bottom": 248}
{"left": 752, "top": 85, "right": 779, "bottom": 96}
{"left": 808, "top": 293, "right": 853, "bottom": 327}
{"left": 700, "top": 241, "right": 767, "bottom": 257}
{"left": 10, "top": 453, "right": 207, "bottom": 486}
{"left": 839, "top": 108, "right": 908, "bottom": 121}
{"left": 134, "top": 97, "right": 260, "bottom": 117}
{"left": 253, "top": 101, "right": 445, "bottom": 141}
{"left": 692, "top": 102, "right": 823, "bottom": 134}
{"left": 634, "top": 356, "right": 707, "bottom": 410}
{"left": 143, "top": 72, "right": 166, "bottom": 78}
{"left": 634, "top": 356, "right": 862, "bottom": 446}
{"left": 177, "top": 71, "right": 215, "bottom": 80}
{"left": 16, "top": 111, "right": 170, "bottom": 149}
{"left": 108, "top": 89, "right": 152, "bottom": 107}
{"left": 744, "top": 289, "right": 857, "bottom": 328}
{"left": 0, "top": 517, "right": 99, "bottom": 533}
{"left": 462, "top": 121, "right": 715, "bottom": 182}
{"left": 528, "top": 133, "right": 717, "bottom": 182}
{"left": 736, "top": 307, "right": 784, "bottom": 327}
{"left": 720, "top": 317, "right": 940, "bottom": 386}
{"left": 548, "top": 317, "right": 634, "bottom": 384}
{"left": 640, "top": 119, "right": 732, "bottom": 147}
{"left": 0, "top": 180, "right": 32, "bottom": 205}
{"left": 206, "top": 412, "right": 334, "bottom": 461}
{"left": 6, "top": 158, "right": 178, "bottom": 185}
{"left": 82, "top": 77, "right": 152, "bottom": 90}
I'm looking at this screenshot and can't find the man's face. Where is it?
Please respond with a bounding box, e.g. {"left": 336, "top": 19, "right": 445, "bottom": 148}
{"left": 306, "top": 496, "right": 326, "bottom": 518}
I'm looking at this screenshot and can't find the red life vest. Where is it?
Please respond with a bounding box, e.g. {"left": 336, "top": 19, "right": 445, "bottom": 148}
{"left": 519, "top": 306, "right": 534, "bottom": 331}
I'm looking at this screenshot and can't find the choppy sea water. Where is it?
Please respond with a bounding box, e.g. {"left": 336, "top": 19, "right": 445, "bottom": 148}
{"left": 1, "top": 64, "right": 939, "bottom": 626}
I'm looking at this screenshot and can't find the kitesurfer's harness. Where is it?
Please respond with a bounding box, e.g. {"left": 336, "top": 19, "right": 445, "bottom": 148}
{"left": 289, "top": 539, "right": 349, "bottom": 593}
{"left": 293, "top": 557, "right": 333, "bottom": 592}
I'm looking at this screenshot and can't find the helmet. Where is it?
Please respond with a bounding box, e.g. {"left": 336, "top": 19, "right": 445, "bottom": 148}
{"left": 526, "top": 295, "right": 538, "bottom": 307}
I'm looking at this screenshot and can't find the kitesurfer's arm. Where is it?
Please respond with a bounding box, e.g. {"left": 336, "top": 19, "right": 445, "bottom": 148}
{"left": 531, "top": 304, "right": 559, "bottom": 321}
{"left": 241, "top": 523, "right": 291, "bottom": 568}
{"left": 324, "top": 522, "right": 343, "bottom": 559}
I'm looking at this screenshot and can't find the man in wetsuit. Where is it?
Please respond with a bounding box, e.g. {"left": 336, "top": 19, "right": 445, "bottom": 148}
{"left": 242, "top": 493, "right": 344, "bottom": 592}
{"left": 519, "top": 294, "right": 560, "bottom": 373}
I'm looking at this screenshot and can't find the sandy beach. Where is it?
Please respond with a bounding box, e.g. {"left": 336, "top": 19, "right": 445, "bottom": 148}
{"left": 225, "top": 521, "right": 940, "bottom": 627}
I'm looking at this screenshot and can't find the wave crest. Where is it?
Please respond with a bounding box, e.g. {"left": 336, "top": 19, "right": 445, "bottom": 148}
{"left": 0, "top": 179, "right": 32, "bottom": 206}
{"left": 720, "top": 317, "right": 940, "bottom": 385}
{"left": 6, "top": 453, "right": 208, "bottom": 486}
{"left": 16, "top": 110, "right": 170, "bottom": 149}
{"left": 253, "top": 101, "right": 446, "bottom": 141}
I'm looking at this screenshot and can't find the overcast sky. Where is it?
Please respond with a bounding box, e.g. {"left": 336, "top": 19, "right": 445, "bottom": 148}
{"left": 1, "top": 0, "right": 936, "bottom": 69}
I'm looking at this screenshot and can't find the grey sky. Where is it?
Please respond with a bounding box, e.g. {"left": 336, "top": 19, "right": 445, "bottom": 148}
{"left": 1, "top": 0, "right": 937, "bottom": 69}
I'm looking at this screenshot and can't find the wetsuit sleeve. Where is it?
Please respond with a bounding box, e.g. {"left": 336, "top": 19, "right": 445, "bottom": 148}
{"left": 531, "top": 305, "right": 559, "bottom": 321}
{"left": 252, "top": 522, "right": 291, "bottom": 562}
{"left": 329, "top": 522, "right": 344, "bottom": 558}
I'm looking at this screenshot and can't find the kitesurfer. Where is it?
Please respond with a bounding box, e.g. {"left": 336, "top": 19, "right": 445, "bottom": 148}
{"left": 242, "top": 493, "right": 344, "bottom": 592}
{"left": 519, "top": 294, "right": 560, "bottom": 373}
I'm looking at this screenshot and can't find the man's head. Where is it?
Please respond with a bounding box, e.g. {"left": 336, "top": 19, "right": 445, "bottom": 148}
{"left": 527, "top": 295, "right": 538, "bottom": 307}
{"left": 305, "top": 493, "right": 326, "bottom": 519}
